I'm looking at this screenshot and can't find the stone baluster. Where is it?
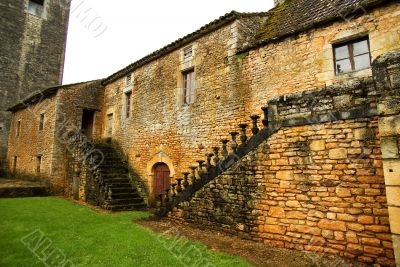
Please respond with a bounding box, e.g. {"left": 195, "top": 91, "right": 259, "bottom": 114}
{"left": 261, "top": 106, "right": 269, "bottom": 128}
{"left": 197, "top": 160, "right": 205, "bottom": 176}
{"left": 230, "top": 132, "right": 239, "bottom": 155}
{"left": 221, "top": 139, "right": 229, "bottom": 160}
{"left": 206, "top": 153, "right": 214, "bottom": 170}
{"left": 158, "top": 193, "right": 163, "bottom": 207}
{"left": 182, "top": 172, "right": 190, "bottom": 189}
{"left": 108, "top": 188, "right": 112, "bottom": 200}
{"left": 250, "top": 115, "right": 260, "bottom": 135}
{"left": 213, "top": 147, "right": 220, "bottom": 165}
{"left": 239, "top": 124, "right": 248, "bottom": 145}
{"left": 189, "top": 166, "right": 197, "bottom": 184}
{"left": 176, "top": 178, "right": 183, "bottom": 193}
{"left": 171, "top": 184, "right": 177, "bottom": 198}
{"left": 164, "top": 188, "right": 170, "bottom": 204}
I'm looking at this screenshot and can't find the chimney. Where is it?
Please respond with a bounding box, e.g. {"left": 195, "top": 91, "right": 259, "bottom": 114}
{"left": 274, "top": 0, "right": 286, "bottom": 6}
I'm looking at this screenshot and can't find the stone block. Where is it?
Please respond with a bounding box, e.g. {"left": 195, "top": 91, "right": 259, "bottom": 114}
{"left": 336, "top": 187, "right": 351, "bottom": 197}
{"left": 388, "top": 206, "right": 400, "bottom": 235}
{"left": 378, "top": 98, "right": 400, "bottom": 116}
{"left": 268, "top": 207, "right": 286, "bottom": 218}
{"left": 386, "top": 186, "right": 400, "bottom": 207}
{"left": 379, "top": 115, "right": 400, "bottom": 137}
{"left": 393, "top": 235, "right": 400, "bottom": 266}
{"left": 353, "top": 128, "right": 374, "bottom": 141}
{"left": 263, "top": 225, "right": 286, "bottom": 234}
{"left": 381, "top": 137, "right": 399, "bottom": 159}
{"left": 310, "top": 140, "right": 326, "bottom": 151}
{"left": 276, "top": 170, "right": 294, "bottom": 181}
{"left": 383, "top": 159, "right": 400, "bottom": 185}
{"left": 286, "top": 211, "right": 307, "bottom": 219}
{"left": 317, "top": 219, "right": 346, "bottom": 231}
{"left": 329, "top": 148, "right": 348, "bottom": 159}
{"left": 280, "top": 180, "right": 290, "bottom": 189}
{"left": 286, "top": 200, "right": 301, "bottom": 208}
{"left": 333, "top": 94, "right": 352, "bottom": 109}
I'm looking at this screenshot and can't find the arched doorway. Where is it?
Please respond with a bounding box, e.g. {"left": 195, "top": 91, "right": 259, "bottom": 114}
{"left": 153, "top": 163, "right": 171, "bottom": 197}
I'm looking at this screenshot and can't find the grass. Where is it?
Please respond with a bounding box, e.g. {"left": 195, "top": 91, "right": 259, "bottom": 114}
{"left": 0, "top": 197, "right": 250, "bottom": 267}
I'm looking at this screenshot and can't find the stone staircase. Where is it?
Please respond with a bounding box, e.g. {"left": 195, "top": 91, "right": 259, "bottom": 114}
{"left": 156, "top": 106, "right": 279, "bottom": 217}
{"left": 93, "top": 143, "right": 146, "bottom": 211}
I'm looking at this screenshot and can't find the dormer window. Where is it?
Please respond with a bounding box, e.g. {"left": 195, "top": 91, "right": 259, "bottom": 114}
{"left": 28, "top": 0, "right": 44, "bottom": 17}
{"left": 183, "top": 46, "right": 193, "bottom": 60}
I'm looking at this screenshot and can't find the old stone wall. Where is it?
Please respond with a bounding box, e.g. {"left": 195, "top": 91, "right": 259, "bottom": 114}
{"left": 6, "top": 80, "right": 103, "bottom": 195}
{"left": 100, "top": 3, "right": 400, "bottom": 202}
{"left": 101, "top": 16, "right": 268, "bottom": 201}
{"left": 238, "top": 2, "right": 400, "bottom": 116}
{"left": 0, "top": 0, "right": 70, "bottom": 170}
{"left": 167, "top": 77, "right": 395, "bottom": 265}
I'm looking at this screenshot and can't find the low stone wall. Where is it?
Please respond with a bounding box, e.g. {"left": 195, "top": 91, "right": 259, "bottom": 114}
{"left": 169, "top": 116, "right": 394, "bottom": 265}
{"left": 168, "top": 73, "right": 396, "bottom": 265}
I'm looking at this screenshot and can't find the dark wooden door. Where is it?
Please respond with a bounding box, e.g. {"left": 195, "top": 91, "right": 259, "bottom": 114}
{"left": 153, "top": 163, "right": 170, "bottom": 195}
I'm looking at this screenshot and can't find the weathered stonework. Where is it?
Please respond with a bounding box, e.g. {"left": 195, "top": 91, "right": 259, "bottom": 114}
{"left": 0, "top": 0, "right": 70, "bottom": 172}
{"left": 5, "top": 1, "right": 400, "bottom": 265}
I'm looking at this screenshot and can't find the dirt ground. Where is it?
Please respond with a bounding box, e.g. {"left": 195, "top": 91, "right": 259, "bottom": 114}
{"left": 136, "top": 217, "right": 368, "bottom": 267}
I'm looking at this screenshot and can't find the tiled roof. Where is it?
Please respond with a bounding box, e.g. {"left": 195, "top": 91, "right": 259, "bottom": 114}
{"left": 253, "top": 0, "right": 393, "bottom": 47}
{"left": 102, "top": 11, "right": 268, "bottom": 85}
{"left": 8, "top": 80, "right": 101, "bottom": 112}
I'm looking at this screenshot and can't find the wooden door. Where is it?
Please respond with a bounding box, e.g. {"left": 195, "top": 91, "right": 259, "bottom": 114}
{"left": 153, "top": 163, "right": 170, "bottom": 196}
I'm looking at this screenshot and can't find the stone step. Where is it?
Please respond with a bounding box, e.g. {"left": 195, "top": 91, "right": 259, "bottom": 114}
{"left": 111, "top": 192, "right": 140, "bottom": 199}
{"left": 108, "top": 197, "right": 144, "bottom": 205}
{"left": 111, "top": 187, "right": 137, "bottom": 194}
{"left": 108, "top": 202, "right": 147, "bottom": 211}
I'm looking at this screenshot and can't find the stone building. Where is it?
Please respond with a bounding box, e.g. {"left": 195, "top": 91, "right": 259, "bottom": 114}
{"left": 0, "top": 0, "right": 70, "bottom": 173}
{"left": 6, "top": 0, "right": 400, "bottom": 265}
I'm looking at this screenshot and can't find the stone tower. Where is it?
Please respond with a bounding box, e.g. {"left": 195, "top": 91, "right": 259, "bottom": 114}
{"left": 0, "top": 0, "right": 70, "bottom": 172}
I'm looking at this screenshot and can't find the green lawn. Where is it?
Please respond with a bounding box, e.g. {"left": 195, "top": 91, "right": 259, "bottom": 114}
{"left": 0, "top": 197, "right": 250, "bottom": 267}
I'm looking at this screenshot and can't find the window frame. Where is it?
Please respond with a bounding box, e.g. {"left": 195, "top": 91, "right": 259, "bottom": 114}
{"left": 39, "top": 113, "right": 44, "bottom": 131}
{"left": 36, "top": 155, "right": 42, "bottom": 173}
{"left": 27, "top": 0, "right": 45, "bottom": 17}
{"left": 16, "top": 120, "right": 21, "bottom": 137}
{"left": 182, "top": 69, "right": 195, "bottom": 105}
{"left": 125, "top": 91, "right": 132, "bottom": 118}
{"left": 333, "top": 37, "right": 371, "bottom": 75}
{"left": 126, "top": 74, "right": 132, "bottom": 87}
{"left": 183, "top": 46, "right": 193, "bottom": 60}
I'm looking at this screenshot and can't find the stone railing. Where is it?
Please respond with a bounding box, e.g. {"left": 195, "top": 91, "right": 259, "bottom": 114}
{"left": 67, "top": 131, "right": 107, "bottom": 206}
{"left": 156, "top": 107, "right": 279, "bottom": 217}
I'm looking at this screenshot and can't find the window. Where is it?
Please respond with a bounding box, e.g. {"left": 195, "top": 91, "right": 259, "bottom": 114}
{"left": 28, "top": 0, "right": 44, "bottom": 17}
{"left": 39, "top": 113, "right": 44, "bottom": 130}
{"left": 126, "top": 74, "right": 132, "bottom": 86}
{"left": 36, "top": 156, "right": 42, "bottom": 173}
{"left": 183, "top": 70, "right": 195, "bottom": 104}
{"left": 16, "top": 121, "right": 21, "bottom": 137}
{"left": 125, "top": 91, "right": 132, "bottom": 118}
{"left": 183, "top": 47, "right": 193, "bottom": 60}
{"left": 107, "top": 113, "right": 113, "bottom": 137}
{"left": 334, "top": 37, "right": 371, "bottom": 74}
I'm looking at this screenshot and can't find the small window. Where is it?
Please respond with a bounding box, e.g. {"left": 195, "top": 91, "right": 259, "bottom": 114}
{"left": 334, "top": 37, "right": 371, "bottom": 74}
{"left": 36, "top": 156, "right": 42, "bottom": 173}
{"left": 183, "top": 70, "right": 195, "bottom": 105}
{"left": 126, "top": 74, "right": 132, "bottom": 86}
{"left": 107, "top": 113, "right": 113, "bottom": 137}
{"left": 125, "top": 91, "right": 132, "bottom": 118}
{"left": 28, "top": 0, "right": 44, "bottom": 17}
{"left": 16, "top": 121, "right": 21, "bottom": 137}
{"left": 39, "top": 114, "right": 44, "bottom": 130}
{"left": 183, "top": 47, "right": 193, "bottom": 60}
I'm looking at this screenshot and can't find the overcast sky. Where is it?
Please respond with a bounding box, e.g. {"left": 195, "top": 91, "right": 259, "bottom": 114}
{"left": 62, "top": 0, "right": 275, "bottom": 85}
